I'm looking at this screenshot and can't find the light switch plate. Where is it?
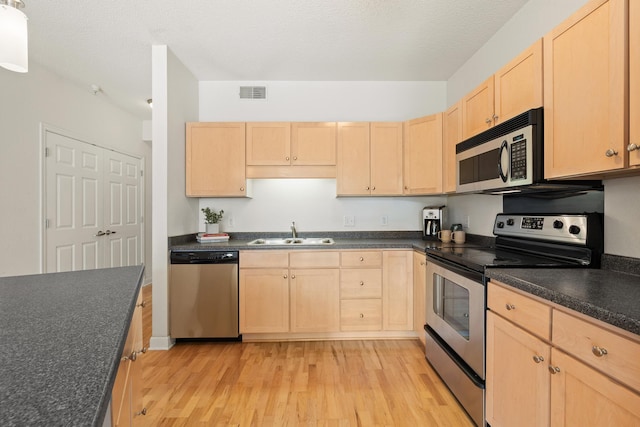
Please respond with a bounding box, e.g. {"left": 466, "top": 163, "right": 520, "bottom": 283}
{"left": 343, "top": 215, "right": 355, "bottom": 227}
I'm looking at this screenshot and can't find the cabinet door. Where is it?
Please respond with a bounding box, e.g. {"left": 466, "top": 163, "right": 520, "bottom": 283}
{"left": 239, "top": 268, "right": 290, "bottom": 333}
{"left": 404, "top": 113, "right": 443, "bottom": 195}
{"left": 486, "top": 312, "right": 551, "bottom": 427}
{"left": 337, "top": 122, "right": 371, "bottom": 195}
{"left": 291, "top": 122, "right": 337, "bottom": 166}
{"left": 462, "top": 76, "right": 494, "bottom": 139}
{"left": 186, "top": 122, "right": 246, "bottom": 197}
{"left": 630, "top": 0, "right": 640, "bottom": 167}
{"left": 370, "top": 122, "right": 403, "bottom": 195}
{"left": 412, "top": 252, "right": 427, "bottom": 345}
{"left": 494, "top": 39, "right": 543, "bottom": 125}
{"left": 443, "top": 102, "right": 462, "bottom": 193}
{"left": 550, "top": 349, "right": 640, "bottom": 426}
{"left": 382, "top": 251, "right": 413, "bottom": 330}
{"left": 290, "top": 269, "right": 340, "bottom": 332}
{"left": 246, "top": 122, "right": 291, "bottom": 165}
{"left": 543, "top": 0, "right": 626, "bottom": 178}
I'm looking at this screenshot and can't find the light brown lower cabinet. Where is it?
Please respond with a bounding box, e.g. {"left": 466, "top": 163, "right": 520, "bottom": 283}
{"left": 111, "top": 290, "right": 146, "bottom": 426}
{"left": 412, "top": 251, "right": 427, "bottom": 345}
{"left": 239, "top": 249, "right": 413, "bottom": 337}
{"left": 487, "top": 281, "right": 640, "bottom": 427}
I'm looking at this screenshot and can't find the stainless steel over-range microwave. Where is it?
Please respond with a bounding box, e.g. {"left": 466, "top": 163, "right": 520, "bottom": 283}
{"left": 455, "top": 108, "right": 601, "bottom": 194}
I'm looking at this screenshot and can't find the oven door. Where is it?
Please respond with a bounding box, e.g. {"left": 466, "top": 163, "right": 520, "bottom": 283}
{"left": 426, "top": 256, "right": 485, "bottom": 379}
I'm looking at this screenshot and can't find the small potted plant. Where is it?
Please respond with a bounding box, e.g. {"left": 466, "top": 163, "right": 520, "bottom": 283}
{"left": 201, "top": 207, "right": 224, "bottom": 234}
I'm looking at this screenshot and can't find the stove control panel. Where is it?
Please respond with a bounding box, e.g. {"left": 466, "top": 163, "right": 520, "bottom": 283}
{"left": 493, "top": 214, "right": 592, "bottom": 245}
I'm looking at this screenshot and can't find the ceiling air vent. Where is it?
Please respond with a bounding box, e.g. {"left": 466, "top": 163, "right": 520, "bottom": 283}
{"left": 239, "top": 86, "right": 267, "bottom": 100}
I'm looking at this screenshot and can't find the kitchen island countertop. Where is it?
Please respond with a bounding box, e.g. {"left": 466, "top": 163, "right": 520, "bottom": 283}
{"left": 0, "top": 265, "right": 144, "bottom": 427}
{"left": 487, "top": 268, "right": 640, "bottom": 336}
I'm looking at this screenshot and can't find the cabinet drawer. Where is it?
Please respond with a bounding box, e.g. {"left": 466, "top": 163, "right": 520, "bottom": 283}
{"left": 553, "top": 310, "right": 640, "bottom": 392}
{"left": 340, "top": 299, "right": 382, "bottom": 331}
{"left": 340, "top": 269, "right": 382, "bottom": 299}
{"left": 488, "top": 282, "right": 551, "bottom": 340}
{"left": 289, "top": 251, "right": 339, "bottom": 268}
{"left": 240, "top": 250, "right": 289, "bottom": 268}
{"left": 341, "top": 251, "right": 382, "bottom": 268}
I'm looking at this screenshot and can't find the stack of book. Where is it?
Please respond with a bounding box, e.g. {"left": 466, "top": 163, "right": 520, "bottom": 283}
{"left": 196, "top": 232, "right": 230, "bottom": 243}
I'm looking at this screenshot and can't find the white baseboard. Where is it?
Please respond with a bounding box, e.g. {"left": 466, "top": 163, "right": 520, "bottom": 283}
{"left": 149, "top": 336, "right": 175, "bottom": 350}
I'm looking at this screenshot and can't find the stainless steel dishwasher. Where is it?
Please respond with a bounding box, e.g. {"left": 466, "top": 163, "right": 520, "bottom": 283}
{"left": 169, "top": 250, "right": 240, "bottom": 340}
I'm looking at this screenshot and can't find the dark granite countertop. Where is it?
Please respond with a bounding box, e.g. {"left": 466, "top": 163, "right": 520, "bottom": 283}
{"left": 0, "top": 265, "right": 145, "bottom": 427}
{"left": 486, "top": 268, "right": 640, "bottom": 336}
{"left": 169, "top": 231, "right": 494, "bottom": 253}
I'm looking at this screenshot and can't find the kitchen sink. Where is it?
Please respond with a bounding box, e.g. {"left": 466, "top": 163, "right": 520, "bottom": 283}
{"left": 247, "top": 237, "right": 335, "bottom": 246}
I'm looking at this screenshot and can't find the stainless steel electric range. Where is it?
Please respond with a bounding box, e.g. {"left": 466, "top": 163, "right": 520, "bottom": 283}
{"left": 424, "top": 213, "right": 603, "bottom": 426}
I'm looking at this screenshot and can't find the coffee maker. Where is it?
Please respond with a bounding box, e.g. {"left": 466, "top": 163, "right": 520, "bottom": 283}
{"left": 423, "top": 206, "right": 446, "bottom": 240}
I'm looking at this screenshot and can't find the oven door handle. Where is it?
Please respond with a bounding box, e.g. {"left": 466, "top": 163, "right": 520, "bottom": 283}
{"left": 498, "top": 139, "right": 508, "bottom": 183}
{"left": 426, "top": 254, "right": 485, "bottom": 283}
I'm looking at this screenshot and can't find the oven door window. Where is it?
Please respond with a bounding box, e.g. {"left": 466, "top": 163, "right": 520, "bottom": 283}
{"left": 433, "top": 273, "right": 470, "bottom": 340}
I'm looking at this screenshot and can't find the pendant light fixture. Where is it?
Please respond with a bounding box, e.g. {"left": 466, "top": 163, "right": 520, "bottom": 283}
{"left": 0, "top": 0, "right": 28, "bottom": 73}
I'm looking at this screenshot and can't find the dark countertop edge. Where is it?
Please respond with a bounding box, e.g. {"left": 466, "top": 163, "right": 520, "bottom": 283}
{"left": 486, "top": 269, "right": 640, "bottom": 336}
{"left": 94, "top": 265, "right": 145, "bottom": 427}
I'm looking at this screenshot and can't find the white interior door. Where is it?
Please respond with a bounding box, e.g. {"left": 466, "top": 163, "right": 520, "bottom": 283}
{"left": 44, "top": 130, "right": 142, "bottom": 272}
{"left": 103, "top": 149, "right": 142, "bottom": 268}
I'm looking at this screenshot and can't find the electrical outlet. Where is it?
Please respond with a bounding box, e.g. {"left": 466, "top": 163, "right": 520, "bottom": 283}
{"left": 343, "top": 215, "right": 355, "bottom": 227}
{"left": 466, "top": 215, "right": 471, "bottom": 229}
{"left": 381, "top": 215, "right": 388, "bottom": 226}
{"left": 228, "top": 217, "right": 235, "bottom": 228}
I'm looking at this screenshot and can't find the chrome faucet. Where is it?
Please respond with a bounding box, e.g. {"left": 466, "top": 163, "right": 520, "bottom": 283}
{"left": 291, "top": 221, "right": 297, "bottom": 239}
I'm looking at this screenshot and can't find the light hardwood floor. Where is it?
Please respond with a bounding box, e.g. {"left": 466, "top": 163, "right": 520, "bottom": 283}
{"left": 139, "top": 285, "right": 473, "bottom": 426}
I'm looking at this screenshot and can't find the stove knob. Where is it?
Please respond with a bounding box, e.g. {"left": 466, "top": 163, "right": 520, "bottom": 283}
{"left": 553, "top": 220, "right": 564, "bottom": 229}
{"left": 569, "top": 225, "right": 581, "bottom": 235}
{"left": 506, "top": 218, "right": 515, "bottom": 226}
{"left": 497, "top": 221, "right": 505, "bottom": 229}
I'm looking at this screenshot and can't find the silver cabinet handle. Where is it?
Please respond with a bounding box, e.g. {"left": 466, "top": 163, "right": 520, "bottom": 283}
{"left": 293, "top": 156, "right": 298, "bottom": 160}
{"left": 136, "top": 300, "right": 147, "bottom": 308}
{"left": 283, "top": 274, "right": 288, "bottom": 279}
{"left": 548, "top": 365, "right": 561, "bottom": 374}
{"left": 485, "top": 118, "right": 492, "bottom": 125}
{"left": 365, "top": 186, "right": 370, "bottom": 191}
{"left": 360, "top": 313, "right": 364, "bottom": 318}
{"left": 628, "top": 143, "right": 639, "bottom": 152}
{"left": 359, "top": 281, "right": 364, "bottom": 286}
{"left": 240, "top": 186, "right": 245, "bottom": 191}
{"left": 605, "top": 149, "right": 619, "bottom": 157}
{"left": 371, "top": 186, "right": 376, "bottom": 190}
{"left": 505, "top": 303, "right": 515, "bottom": 311}
{"left": 592, "top": 345, "right": 608, "bottom": 357}
{"left": 359, "top": 257, "right": 364, "bottom": 262}
{"left": 135, "top": 408, "right": 147, "bottom": 416}
{"left": 285, "top": 156, "right": 290, "bottom": 161}
{"left": 291, "top": 274, "right": 296, "bottom": 279}
{"left": 95, "top": 231, "right": 106, "bottom": 236}
{"left": 493, "top": 114, "right": 499, "bottom": 121}
{"left": 533, "top": 355, "right": 544, "bottom": 363}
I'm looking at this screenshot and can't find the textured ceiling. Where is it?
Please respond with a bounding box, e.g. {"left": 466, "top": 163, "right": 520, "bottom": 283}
{"left": 24, "top": 0, "right": 528, "bottom": 119}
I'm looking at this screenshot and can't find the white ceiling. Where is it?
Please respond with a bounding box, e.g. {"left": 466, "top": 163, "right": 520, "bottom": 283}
{"left": 24, "top": 0, "right": 528, "bottom": 119}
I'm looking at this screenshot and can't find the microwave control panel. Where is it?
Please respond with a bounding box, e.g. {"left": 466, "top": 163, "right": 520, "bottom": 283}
{"left": 510, "top": 135, "right": 527, "bottom": 181}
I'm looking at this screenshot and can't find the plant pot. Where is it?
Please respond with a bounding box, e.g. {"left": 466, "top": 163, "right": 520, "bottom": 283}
{"left": 206, "top": 223, "right": 220, "bottom": 234}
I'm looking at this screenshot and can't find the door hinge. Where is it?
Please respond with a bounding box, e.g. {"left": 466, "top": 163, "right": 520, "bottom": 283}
{"left": 140, "top": 170, "right": 143, "bottom": 177}
{"left": 45, "top": 218, "right": 50, "bottom": 228}
{"left": 45, "top": 147, "right": 50, "bottom": 157}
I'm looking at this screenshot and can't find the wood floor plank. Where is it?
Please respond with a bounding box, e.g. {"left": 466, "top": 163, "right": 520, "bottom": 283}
{"left": 138, "top": 284, "right": 473, "bottom": 426}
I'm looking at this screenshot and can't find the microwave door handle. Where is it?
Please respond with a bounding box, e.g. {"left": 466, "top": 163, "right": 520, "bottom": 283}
{"left": 498, "top": 140, "right": 508, "bottom": 182}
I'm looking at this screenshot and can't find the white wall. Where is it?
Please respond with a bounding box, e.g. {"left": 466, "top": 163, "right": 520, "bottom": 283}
{"left": 194, "top": 80, "right": 447, "bottom": 234}
{"left": 604, "top": 176, "right": 640, "bottom": 258}
{"left": 150, "top": 46, "right": 199, "bottom": 350}
{"left": 446, "top": 194, "right": 504, "bottom": 237}
{"left": 199, "top": 179, "right": 445, "bottom": 233}
{"left": 200, "top": 81, "right": 446, "bottom": 122}
{"left": 0, "top": 63, "right": 151, "bottom": 278}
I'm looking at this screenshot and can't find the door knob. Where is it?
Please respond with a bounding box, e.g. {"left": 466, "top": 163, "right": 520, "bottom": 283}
{"left": 95, "top": 231, "right": 106, "bottom": 237}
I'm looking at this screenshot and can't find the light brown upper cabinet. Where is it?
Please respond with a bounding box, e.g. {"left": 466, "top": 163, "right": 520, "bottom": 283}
{"left": 246, "top": 122, "right": 291, "bottom": 166}
{"left": 404, "top": 113, "right": 443, "bottom": 195}
{"left": 185, "top": 122, "right": 247, "bottom": 197}
{"left": 462, "top": 39, "right": 543, "bottom": 139}
{"left": 246, "top": 122, "right": 337, "bottom": 178}
{"left": 630, "top": 0, "right": 640, "bottom": 167}
{"left": 337, "top": 122, "right": 403, "bottom": 196}
{"left": 443, "top": 102, "right": 462, "bottom": 193}
{"left": 544, "top": 0, "right": 628, "bottom": 178}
